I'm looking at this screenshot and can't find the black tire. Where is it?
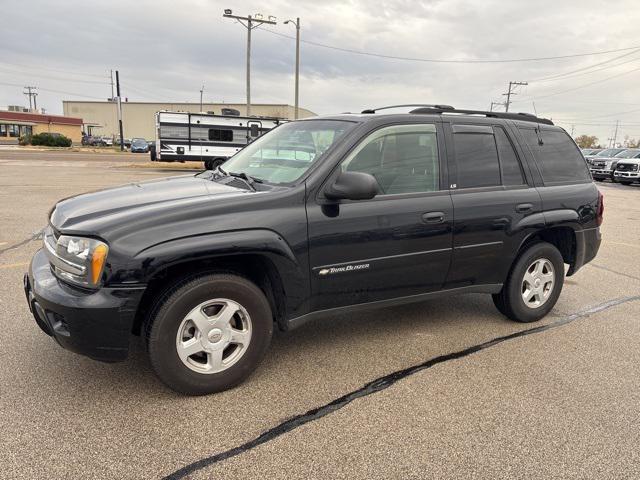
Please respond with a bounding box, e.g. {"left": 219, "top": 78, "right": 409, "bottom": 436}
{"left": 149, "top": 145, "right": 156, "bottom": 161}
{"left": 621, "top": 181, "right": 632, "bottom": 186}
{"left": 492, "top": 242, "right": 564, "bottom": 323}
{"left": 595, "top": 178, "right": 604, "bottom": 182}
{"left": 204, "top": 159, "right": 214, "bottom": 170}
{"left": 146, "top": 273, "right": 273, "bottom": 395}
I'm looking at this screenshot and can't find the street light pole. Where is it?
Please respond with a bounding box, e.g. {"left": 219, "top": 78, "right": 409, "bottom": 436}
{"left": 223, "top": 9, "right": 277, "bottom": 117}
{"left": 285, "top": 17, "right": 300, "bottom": 119}
{"left": 199, "top": 85, "right": 204, "bottom": 112}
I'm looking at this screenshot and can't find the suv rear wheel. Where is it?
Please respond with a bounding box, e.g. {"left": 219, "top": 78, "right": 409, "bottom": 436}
{"left": 146, "top": 273, "right": 273, "bottom": 395}
{"left": 492, "top": 242, "right": 564, "bottom": 323}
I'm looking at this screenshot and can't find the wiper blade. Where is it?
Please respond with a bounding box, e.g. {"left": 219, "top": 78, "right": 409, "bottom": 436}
{"left": 215, "top": 166, "right": 263, "bottom": 190}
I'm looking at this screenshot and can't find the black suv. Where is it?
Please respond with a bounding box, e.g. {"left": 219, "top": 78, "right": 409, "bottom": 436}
{"left": 24, "top": 105, "right": 602, "bottom": 395}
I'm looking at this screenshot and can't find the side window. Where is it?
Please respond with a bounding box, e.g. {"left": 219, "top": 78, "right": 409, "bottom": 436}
{"left": 341, "top": 124, "right": 439, "bottom": 194}
{"left": 453, "top": 132, "right": 500, "bottom": 188}
{"left": 494, "top": 126, "right": 525, "bottom": 185}
{"left": 208, "top": 129, "right": 234, "bottom": 142}
{"left": 519, "top": 127, "right": 590, "bottom": 183}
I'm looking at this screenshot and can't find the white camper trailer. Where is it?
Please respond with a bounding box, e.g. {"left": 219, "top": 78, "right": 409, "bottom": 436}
{"left": 152, "top": 110, "right": 284, "bottom": 169}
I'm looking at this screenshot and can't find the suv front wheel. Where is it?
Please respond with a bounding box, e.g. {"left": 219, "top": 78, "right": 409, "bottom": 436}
{"left": 492, "top": 242, "right": 564, "bottom": 323}
{"left": 146, "top": 273, "right": 273, "bottom": 395}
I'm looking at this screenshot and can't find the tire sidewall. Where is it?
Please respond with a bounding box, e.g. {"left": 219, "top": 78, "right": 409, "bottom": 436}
{"left": 506, "top": 243, "right": 565, "bottom": 322}
{"left": 148, "top": 275, "right": 273, "bottom": 395}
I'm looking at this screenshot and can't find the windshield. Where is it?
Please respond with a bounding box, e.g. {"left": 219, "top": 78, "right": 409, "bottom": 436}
{"left": 220, "top": 120, "right": 356, "bottom": 184}
{"left": 614, "top": 149, "right": 640, "bottom": 158}
{"left": 596, "top": 148, "right": 624, "bottom": 157}
{"left": 132, "top": 138, "right": 146, "bottom": 146}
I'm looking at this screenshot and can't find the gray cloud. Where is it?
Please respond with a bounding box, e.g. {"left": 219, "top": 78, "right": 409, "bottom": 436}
{"left": 1, "top": 0, "right": 639, "bottom": 143}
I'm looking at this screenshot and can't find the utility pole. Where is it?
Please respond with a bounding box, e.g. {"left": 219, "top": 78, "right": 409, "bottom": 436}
{"left": 570, "top": 125, "right": 575, "bottom": 137}
{"left": 285, "top": 17, "right": 301, "bottom": 119}
{"left": 199, "top": 85, "right": 204, "bottom": 112}
{"left": 612, "top": 120, "right": 619, "bottom": 147}
{"left": 489, "top": 101, "right": 503, "bottom": 112}
{"left": 110, "top": 70, "right": 115, "bottom": 101}
{"left": 223, "top": 9, "right": 277, "bottom": 117}
{"left": 502, "top": 81, "right": 528, "bottom": 112}
{"left": 23, "top": 86, "right": 38, "bottom": 112}
{"left": 115, "top": 70, "right": 124, "bottom": 151}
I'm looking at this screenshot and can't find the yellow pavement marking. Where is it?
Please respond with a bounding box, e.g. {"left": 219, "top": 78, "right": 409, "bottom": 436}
{"left": 0, "top": 262, "right": 29, "bottom": 270}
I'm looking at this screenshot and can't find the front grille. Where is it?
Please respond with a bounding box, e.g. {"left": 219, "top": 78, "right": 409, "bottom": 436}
{"left": 616, "top": 163, "right": 638, "bottom": 172}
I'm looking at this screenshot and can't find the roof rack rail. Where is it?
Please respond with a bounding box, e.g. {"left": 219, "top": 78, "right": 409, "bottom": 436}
{"left": 409, "top": 106, "right": 553, "bottom": 125}
{"left": 361, "top": 104, "right": 455, "bottom": 114}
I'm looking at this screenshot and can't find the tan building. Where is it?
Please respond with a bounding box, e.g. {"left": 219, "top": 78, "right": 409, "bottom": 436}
{"left": 63, "top": 101, "right": 316, "bottom": 140}
{"left": 0, "top": 110, "right": 83, "bottom": 144}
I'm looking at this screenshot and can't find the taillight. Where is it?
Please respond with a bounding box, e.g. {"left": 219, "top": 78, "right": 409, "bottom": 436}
{"left": 597, "top": 190, "right": 604, "bottom": 226}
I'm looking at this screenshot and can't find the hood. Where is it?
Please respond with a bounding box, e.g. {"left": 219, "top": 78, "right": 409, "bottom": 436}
{"left": 51, "top": 174, "right": 249, "bottom": 232}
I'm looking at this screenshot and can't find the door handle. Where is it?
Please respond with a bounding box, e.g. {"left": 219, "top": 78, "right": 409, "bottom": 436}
{"left": 422, "top": 211, "right": 445, "bottom": 224}
{"left": 516, "top": 203, "right": 533, "bottom": 213}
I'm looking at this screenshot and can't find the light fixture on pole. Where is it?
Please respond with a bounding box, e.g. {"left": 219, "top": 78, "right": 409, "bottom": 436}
{"left": 223, "top": 9, "right": 277, "bottom": 117}
{"left": 284, "top": 17, "right": 300, "bottom": 120}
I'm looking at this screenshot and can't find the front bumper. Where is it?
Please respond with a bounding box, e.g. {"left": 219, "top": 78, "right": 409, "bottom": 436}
{"left": 589, "top": 168, "right": 613, "bottom": 178}
{"left": 614, "top": 171, "right": 640, "bottom": 180}
{"left": 24, "top": 248, "right": 145, "bottom": 362}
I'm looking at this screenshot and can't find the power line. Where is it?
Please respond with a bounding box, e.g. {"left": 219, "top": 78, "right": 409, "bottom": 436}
{"left": 515, "top": 65, "right": 640, "bottom": 102}
{"left": 0, "top": 67, "right": 110, "bottom": 85}
{"left": 261, "top": 29, "right": 640, "bottom": 64}
{"left": 0, "top": 81, "right": 104, "bottom": 99}
{"left": 0, "top": 61, "right": 107, "bottom": 78}
{"left": 530, "top": 49, "right": 640, "bottom": 83}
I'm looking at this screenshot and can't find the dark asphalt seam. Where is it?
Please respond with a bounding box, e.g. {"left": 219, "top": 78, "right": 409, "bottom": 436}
{"left": 163, "top": 295, "right": 640, "bottom": 479}
{"left": 587, "top": 263, "right": 640, "bottom": 282}
{"left": 0, "top": 229, "right": 44, "bottom": 257}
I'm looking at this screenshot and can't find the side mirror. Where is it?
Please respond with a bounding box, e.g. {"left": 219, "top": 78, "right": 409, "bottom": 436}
{"left": 250, "top": 124, "right": 260, "bottom": 137}
{"left": 325, "top": 171, "right": 378, "bottom": 201}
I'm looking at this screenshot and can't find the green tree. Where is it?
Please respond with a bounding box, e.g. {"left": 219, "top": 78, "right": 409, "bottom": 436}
{"left": 574, "top": 134, "right": 599, "bottom": 148}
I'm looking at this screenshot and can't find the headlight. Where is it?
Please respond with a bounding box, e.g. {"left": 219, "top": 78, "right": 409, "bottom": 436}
{"left": 44, "top": 229, "right": 109, "bottom": 288}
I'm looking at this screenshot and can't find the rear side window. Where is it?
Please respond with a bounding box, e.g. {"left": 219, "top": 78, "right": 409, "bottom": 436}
{"left": 520, "top": 128, "right": 590, "bottom": 183}
{"left": 453, "top": 132, "right": 501, "bottom": 188}
{"left": 494, "top": 127, "right": 525, "bottom": 185}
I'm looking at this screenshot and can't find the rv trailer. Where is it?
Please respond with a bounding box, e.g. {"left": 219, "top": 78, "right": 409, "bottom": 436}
{"left": 152, "top": 110, "right": 283, "bottom": 169}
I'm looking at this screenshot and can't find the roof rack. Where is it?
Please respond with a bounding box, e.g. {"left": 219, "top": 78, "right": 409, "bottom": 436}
{"left": 409, "top": 106, "right": 553, "bottom": 125}
{"left": 361, "top": 104, "right": 455, "bottom": 114}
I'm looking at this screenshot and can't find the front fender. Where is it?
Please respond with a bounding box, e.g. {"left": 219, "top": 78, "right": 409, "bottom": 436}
{"left": 133, "top": 229, "right": 300, "bottom": 280}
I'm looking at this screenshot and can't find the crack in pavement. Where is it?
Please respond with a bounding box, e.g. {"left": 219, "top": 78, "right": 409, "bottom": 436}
{"left": 587, "top": 263, "right": 640, "bottom": 282}
{"left": 0, "top": 229, "right": 44, "bottom": 257}
{"left": 162, "top": 295, "right": 640, "bottom": 480}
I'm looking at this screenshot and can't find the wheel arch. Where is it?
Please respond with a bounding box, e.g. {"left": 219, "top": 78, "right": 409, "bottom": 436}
{"left": 516, "top": 226, "right": 577, "bottom": 274}
{"left": 130, "top": 230, "right": 306, "bottom": 335}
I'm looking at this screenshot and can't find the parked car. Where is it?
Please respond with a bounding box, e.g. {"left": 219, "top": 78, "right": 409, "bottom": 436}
{"left": 588, "top": 148, "right": 632, "bottom": 181}
{"left": 581, "top": 148, "right": 602, "bottom": 157}
{"left": 98, "top": 136, "right": 113, "bottom": 147}
{"left": 585, "top": 147, "right": 625, "bottom": 165}
{"left": 130, "top": 138, "right": 149, "bottom": 153}
{"left": 24, "top": 105, "right": 602, "bottom": 395}
{"left": 613, "top": 156, "right": 640, "bottom": 185}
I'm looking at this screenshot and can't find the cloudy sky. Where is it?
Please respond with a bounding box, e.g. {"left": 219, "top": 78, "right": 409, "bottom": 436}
{"left": 2, "top": 0, "right": 640, "bottom": 145}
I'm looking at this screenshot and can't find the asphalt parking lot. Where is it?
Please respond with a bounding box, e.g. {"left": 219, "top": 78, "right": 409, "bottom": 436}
{"left": 1, "top": 149, "right": 639, "bottom": 479}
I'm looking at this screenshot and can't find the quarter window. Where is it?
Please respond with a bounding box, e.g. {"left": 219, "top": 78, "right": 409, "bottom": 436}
{"left": 520, "top": 128, "right": 590, "bottom": 183}
{"left": 341, "top": 124, "right": 439, "bottom": 194}
{"left": 453, "top": 132, "right": 501, "bottom": 188}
